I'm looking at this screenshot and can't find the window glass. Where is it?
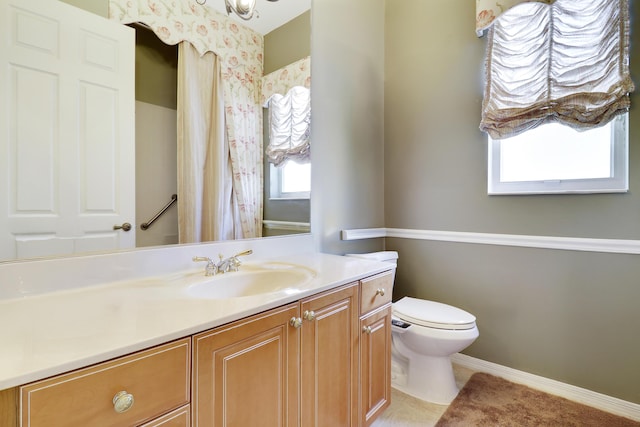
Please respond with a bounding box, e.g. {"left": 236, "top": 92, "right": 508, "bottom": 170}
{"left": 488, "top": 114, "right": 628, "bottom": 195}
{"left": 270, "top": 161, "right": 310, "bottom": 199}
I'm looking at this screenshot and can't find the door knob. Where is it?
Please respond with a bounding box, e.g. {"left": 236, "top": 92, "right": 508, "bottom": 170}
{"left": 113, "top": 222, "right": 132, "bottom": 232}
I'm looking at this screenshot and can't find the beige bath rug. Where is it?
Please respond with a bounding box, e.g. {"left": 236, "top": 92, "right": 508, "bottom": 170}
{"left": 436, "top": 372, "right": 639, "bottom": 427}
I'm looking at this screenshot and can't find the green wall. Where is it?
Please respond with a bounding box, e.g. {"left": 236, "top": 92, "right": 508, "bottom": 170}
{"left": 133, "top": 25, "right": 178, "bottom": 109}
{"left": 384, "top": 0, "right": 640, "bottom": 404}
{"left": 59, "top": 0, "right": 107, "bottom": 17}
{"left": 264, "top": 11, "right": 311, "bottom": 74}
{"left": 59, "top": 0, "right": 177, "bottom": 109}
{"left": 311, "top": 0, "right": 386, "bottom": 255}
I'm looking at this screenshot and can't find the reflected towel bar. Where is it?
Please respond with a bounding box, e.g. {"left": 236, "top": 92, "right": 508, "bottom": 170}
{"left": 141, "top": 194, "right": 177, "bottom": 230}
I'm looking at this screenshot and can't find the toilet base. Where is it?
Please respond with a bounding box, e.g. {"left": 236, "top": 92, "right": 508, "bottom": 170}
{"left": 391, "top": 354, "right": 460, "bottom": 405}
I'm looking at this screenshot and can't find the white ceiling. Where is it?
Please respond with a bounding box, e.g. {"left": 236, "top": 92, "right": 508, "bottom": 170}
{"left": 205, "top": 0, "right": 311, "bottom": 35}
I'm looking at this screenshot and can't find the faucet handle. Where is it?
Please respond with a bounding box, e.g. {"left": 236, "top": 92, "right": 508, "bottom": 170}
{"left": 228, "top": 256, "right": 241, "bottom": 272}
{"left": 193, "top": 256, "right": 217, "bottom": 276}
{"left": 234, "top": 249, "right": 253, "bottom": 257}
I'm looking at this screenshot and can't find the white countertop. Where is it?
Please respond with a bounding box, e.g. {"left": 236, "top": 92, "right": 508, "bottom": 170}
{"left": 0, "top": 251, "right": 393, "bottom": 390}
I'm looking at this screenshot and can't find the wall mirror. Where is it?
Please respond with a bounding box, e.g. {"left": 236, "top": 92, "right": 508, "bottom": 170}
{"left": 0, "top": 0, "right": 311, "bottom": 264}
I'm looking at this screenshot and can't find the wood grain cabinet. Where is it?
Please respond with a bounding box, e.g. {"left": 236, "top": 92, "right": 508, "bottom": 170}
{"left": 19, "top": 338, "right": 191, "bottom": 427}
{"left": 192, "top": 283, "right": 360, "bottom": 427}
{"left": 192, "top": 303, "right": 300, "bottom": 427}
{"left": 359, "top": 271, "right": 394, "bottom": 427}
{"left": 4, "top": 269, "right": 395, "bottom": 427}
{"left": 139, "top": 405, "right": 190, "bottom": 427}
{"left": 300, "top": 283, "right": 360, "bottom": 427}
{"left": 192, "top": 272, "right": 394, "bottom": 427}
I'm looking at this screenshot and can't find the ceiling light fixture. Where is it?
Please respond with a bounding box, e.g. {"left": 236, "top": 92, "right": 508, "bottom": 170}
{"left": 196, "top": 0, "right": 279, "bottom": 21}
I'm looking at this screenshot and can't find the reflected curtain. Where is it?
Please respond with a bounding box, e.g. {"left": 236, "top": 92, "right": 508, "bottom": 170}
{"left": 222, "top": 67, "right": 263, "bottom": 239}
{"left": 177, "top": 41, "right": 240, "bottom": 243}
{"left": 260, "top": 57, "right": 312, "bottom": 166}
{"left": 476, "top": 0, "right": 555, "bottom": 36}
{"left": 264, "top": 86, "right": 311, "bottom": 166}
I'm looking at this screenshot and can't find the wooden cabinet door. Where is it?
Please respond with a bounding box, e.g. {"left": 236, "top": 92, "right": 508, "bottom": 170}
{"left": 300, "top": 283, "right": 359, "bottom": 427}
{"left": 192, "top": 303, "right": 299, "bottom": 427}
{"left": 360, "top": 305, "right": 392, "bottom": 427}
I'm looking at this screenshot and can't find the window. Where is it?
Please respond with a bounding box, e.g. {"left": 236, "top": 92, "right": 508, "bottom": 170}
{"left": 270, "top": 160, "right": 311, "bottom": 199}
{"left": 488, "top": 114, "right": 628, "bottom": 195}
{"left": 480, "top": 0, "right": 633, "bottom": 195}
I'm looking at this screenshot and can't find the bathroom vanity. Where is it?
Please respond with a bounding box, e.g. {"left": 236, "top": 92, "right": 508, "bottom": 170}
{"left": 0, "top": 238, "right": 394, "bottom": 427}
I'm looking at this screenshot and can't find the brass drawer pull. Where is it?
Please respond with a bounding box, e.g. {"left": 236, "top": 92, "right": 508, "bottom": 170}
{"left": 112, "top": 391, "right": 135, "bottom": 413}
{"left": 376, "top": 288, "right": 385, "bottom": 297}
{"left": 303, "top": 310, "right": 316, "bottom": 321}
{"left": 362, "top": 326, "right": 372, "bottom": 334}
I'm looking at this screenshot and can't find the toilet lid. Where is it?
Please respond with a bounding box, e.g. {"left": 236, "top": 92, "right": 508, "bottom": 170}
{"left": 393, "top": 297, "right": 476, "bottom": 330}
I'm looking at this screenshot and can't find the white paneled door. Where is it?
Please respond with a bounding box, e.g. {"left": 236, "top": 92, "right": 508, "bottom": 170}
{"left": 0, "top": 0, "right": 135, "bottom": 261}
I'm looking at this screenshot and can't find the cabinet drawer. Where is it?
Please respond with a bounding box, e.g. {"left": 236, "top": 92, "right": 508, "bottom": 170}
{"left": 360, "top": 270, "right": 394, "bottom": 314}
{"left": 20, "top": 338, "right": 191, "bottom": 427}
{"left": 139, "top": 405, "right": 190, "bottom": 427}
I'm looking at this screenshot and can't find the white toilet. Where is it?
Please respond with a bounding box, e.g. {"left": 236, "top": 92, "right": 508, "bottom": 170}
{"left": 347, "top": 251, "right": 479, "bottom": 405}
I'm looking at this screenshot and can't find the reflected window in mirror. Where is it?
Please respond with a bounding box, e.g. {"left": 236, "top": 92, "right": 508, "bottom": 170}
{"left": 270, "top": 161, "right": 311, "bottom": 200}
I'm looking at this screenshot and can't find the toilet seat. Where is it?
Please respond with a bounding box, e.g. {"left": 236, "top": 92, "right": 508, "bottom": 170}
{"left": 393, "top": 297, "right": 476, "bottom": 330}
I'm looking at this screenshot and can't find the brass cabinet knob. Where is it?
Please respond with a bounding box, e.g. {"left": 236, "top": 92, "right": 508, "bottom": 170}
{"left": 376, "top": 288, "right": 385, "bottom": 297}
{"left": 362, "top": 326, "right": 373, "bottom": 334}
{"left": 289, "top": 317, "right": 303, "bottom": 329}
{"left": 303, "top": 310, "right": 316, "bottom": 321}
{"left": 112, "top": 391, "right": 134, "bottom": 413}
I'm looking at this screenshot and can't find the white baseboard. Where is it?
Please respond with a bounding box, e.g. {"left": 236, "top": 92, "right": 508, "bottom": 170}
{"left": 451, "top": 353, "right": 640, "bottom": 421}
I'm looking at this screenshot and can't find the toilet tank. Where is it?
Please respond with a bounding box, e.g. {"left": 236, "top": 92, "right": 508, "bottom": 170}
{"left": 345, "top": 251, "right": 398, "bottom": 265}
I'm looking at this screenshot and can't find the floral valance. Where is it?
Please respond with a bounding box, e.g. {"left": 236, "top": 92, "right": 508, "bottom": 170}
{"left": 108, "top": 0, "right": 263, "bottom": 66}
{"left": 261, "top": 56, "right": 311, "bottom": 107}
{"left": 476, "top": 0, "right": 555, "bottom": 36}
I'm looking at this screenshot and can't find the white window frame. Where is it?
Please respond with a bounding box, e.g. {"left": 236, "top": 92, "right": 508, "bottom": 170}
{"left": 269, "top": 161, "right": 311, "bottom": 200}
{"left": 488, "top": 113, "right": 629, "bottom": 195}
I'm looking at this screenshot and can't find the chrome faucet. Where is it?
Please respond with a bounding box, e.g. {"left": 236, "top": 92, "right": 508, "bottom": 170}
{"left": 216, "top": 249, "right": 253, "bottom": 273}
{"left": 193, "top": 250, "right": 253, "bottom": 276}
{"left": 192, "top": 256, "right": 217, "bottom": 276}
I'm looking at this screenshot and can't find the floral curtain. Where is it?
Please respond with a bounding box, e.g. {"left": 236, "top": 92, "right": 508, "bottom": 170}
{"left": 260, "top": 56, "right": 311, "bottom": 106}
{"left": 476, "top": 0, "right": 555, "bottom": 36}
{"left": 109, "top": 0, "right": 263, "bottom": 239}
{"left": 223, "top": 65, "right": 263, "bottom": 238}
{"left": 109, "top": 0, "right": 263, "bottom": 59}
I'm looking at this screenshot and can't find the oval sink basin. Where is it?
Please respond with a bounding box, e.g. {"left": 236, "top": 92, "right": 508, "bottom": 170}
{"left": 185, "top": 263, "right": 316, "bottom": 299}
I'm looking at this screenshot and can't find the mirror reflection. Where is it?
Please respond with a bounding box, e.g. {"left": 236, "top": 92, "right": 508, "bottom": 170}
{"left": 0, "top": 0, "right": 310, "bottom": 263}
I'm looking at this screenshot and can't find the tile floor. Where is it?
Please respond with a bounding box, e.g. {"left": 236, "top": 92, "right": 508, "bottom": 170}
{"left": 371, "top": 364, "right": 476, "bottom": 427}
